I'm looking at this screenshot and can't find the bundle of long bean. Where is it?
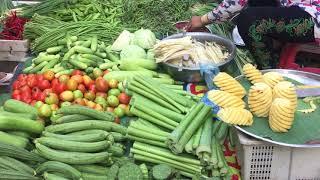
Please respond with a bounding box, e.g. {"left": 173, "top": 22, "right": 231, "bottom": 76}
{"left": 131, "top": 142, "right": 202, "bottom": 178}
{"left": 30, "top": 21, "right": 125, "bottom": 52}
{"left": 121, "top": 0, "right": 195, "bottom": 36}
{"left": 167, "top": 103, "right": 212, "bottom": 154}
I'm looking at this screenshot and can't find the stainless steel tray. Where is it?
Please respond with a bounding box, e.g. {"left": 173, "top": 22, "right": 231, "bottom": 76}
{"left": 234, "top": 69, "right": 320, "bottom": 148}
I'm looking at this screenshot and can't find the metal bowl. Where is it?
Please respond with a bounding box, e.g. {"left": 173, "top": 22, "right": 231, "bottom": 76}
{"left": 161, "top": 32, "right": 236, "bottom": 83}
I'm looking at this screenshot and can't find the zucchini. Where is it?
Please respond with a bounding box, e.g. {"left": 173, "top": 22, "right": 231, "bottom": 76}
{"left": 81, "top": 173, "right": 108, "bottom": 180}
{"left": 0, "top": 142, "right": 45, "bottom": 162}
{"left": 45, "top": 120, "right": 127, "bottom": 135}
{"left": 0, "top": 170, "right": 39, "bottom": 180}
{"left": 0, "top": 116, "right": 44, "bottom": 134}
{"left": 73, "top": 165, "right": 109, "bottom": 175}
{"left": 36, "top": 143, "right": 110, "bottom": 165}
{"left": 36, "top": 137, "right": 111, "bottom": 153}
{"left": 0, "top": 131, "right": 29, "bottom": 148}
{"left": 43, "top": 172, "right": 68, "bottom": 180}
{"left": 3, "top": 99, "right": 37, "bottom": 117}
{"left": 36, "top": 161, "right": 81, "bottom": 180}
{"left": 53, "top": 114, "right": 91, "bottom": 124}
{"left": 0, "top": 156, "right": 35, "bottom": 175}
{"left": 42, "top": 131, "right": 110, "bottom": 142}
{"left": 57, "top": 105, "right": 114, "bottom": 122}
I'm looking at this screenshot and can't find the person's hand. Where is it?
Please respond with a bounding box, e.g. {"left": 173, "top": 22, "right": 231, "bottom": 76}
{"left": 187, "top": 15, "right": 210, "bottom": 31}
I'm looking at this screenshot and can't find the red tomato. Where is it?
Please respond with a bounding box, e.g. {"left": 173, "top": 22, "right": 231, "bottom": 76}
{"left": 20, "top": 85, "right": 32, "bottom": 94}
{"left": 27, "top": 76, "right": 37, "bottom": 87}
{"left": 37, "top": 92, "right": 46, "bottom": 101}
{"left": 51, "top": 78, "right": 59, "bottom": 87}
{"left": 21, "top": 96, "right": 32, "bottom": 104}
{"left": 53, "top": 83, "right": 67, "bottom": 94}
{"left": 43, "top": 88, "right": 53, "bottom": 96}
{"left": 12, "top": 93, "right": 21, "bottom": 100}
{"left": 12, "top": 89, "right": 20, "bottom": 96}
{"left": 72, "top": 70, "right": 84, "bottom": 76}
{"left": 17, "top": 74, "right": 27, "bottom": 81}
{"left": 95, "top": 77, "right": 109, "bottom": 92}
{"left": 43, "top": 70, "right": 55, "bottom": 81}
{"left": 38, "top": 80, "right": 51, "bottom": 90}
{"left": 19, "top": 79, "right": 27, "bottom": 87}
{"left": 21, "top": 90, "right": 31, "bottom": 99}
{"left": 32, "top": 87, "right": 41, "bottom": 100}
{"left": 36, "top": 74, "right": 45, "bottom": 82}
{"left": 77, "top": 84, "right": 86, "bottom": 94}
{"left": 12, "top": 81, "right": 20, "bottom": 90}
{"left": 118, "top": 93, "right": 131, "bottom": 105}
{"left": 88, "top": 83, "right": 96, "bottom": 93}
{"left": 103, "top": 70, "right": 109, "bottom": 75}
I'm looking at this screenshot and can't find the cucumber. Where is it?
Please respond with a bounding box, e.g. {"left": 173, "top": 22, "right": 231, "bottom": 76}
{"left": 0, "top": 131, "right": 29, "bottom": 148}
{"left": 42, "top": 131, "right": 109, "bottom": 142}
{"left": 73, "top": 46, "right": 94, "bottom": 54}
{"left": 43, "top": 172, "right": 69, "bottom": 180}
{"left": 77, "top": 56, "right": 97, "bottom": 67}
{"left": 73, "top": 165, "right": 109, "bottom": 175}
{"left": 45, "top": 120, "right": 127, "bottom": 135}
{"left": 0, "top": 170, "right": 39, "bottom": 180}
{"left": 95, "top": 51, "right": 107, "bottom": 58}
{"left": 91, "top": 35, "right": 98, "bottom": 52}
{"left": 3, "top": 99, "right": 38, "bottom": 117}
{"left": 0, "top": 156, "right": 35, "bottom": 175}
{"left": 107, "top": 145, "right": 124, "bottom": 157}
{"left": 99, "top": 62, "right": 116, "bottom": 70}
{"left": 80, "top": 54, "right": 104, "bottom": 62}
{"left": 46, "top": 46, "right": 64, "bottom": 54}
{"left": 34, "top": 54, "right": 59, "bottom": 65}
{"left": 36, "top": 143, "right": 110, "bottom": 165}
{"left": 81, "top": 173, "right": 108, "bottom": 180}
{"left": 57, "top": 105, "right": 114, "bottom": 121}
{"left": 53, "top": 114, "right": 91, "bottom": 124}
{"left": 68, "top": 129, "right": 108, "bottom": 135}
{"left": 0, "top": 116, "right": 44, "bottom": 134}
{"left": 0, "top": 142, "right": 45, "bottom": 162}
{"left": 40, "top": 58, "right": 60, "bottom": 73}
{"left": 0, "top": 111, "right": 36, "bottom": 120}
{"left": 7, "top": 131, "right": 30, "bottom": 139}
{"left": 69, "top": 58, "right": 88, "bottom": 69}
{"left": 36, "top": 161, "right": 81, "bottom": 180}
{"left": 36, "top": 137, "right": 111, "bottom": 153}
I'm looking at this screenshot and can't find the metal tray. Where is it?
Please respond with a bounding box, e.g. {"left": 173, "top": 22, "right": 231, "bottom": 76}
{"left": 234, "top": 69, "right": 320, "bottom": 148}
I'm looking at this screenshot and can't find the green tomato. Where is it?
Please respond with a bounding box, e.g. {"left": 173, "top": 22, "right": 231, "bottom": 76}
{"left": 38, "top": 104, "right": 52, "bottom": 118}
{"left": 114, "top": 107, "right": 125, "bottom": 118}
{"left": 60, "top": 101, "right": 72, "bottom": 107}
{"left": 34, "top": 101, "right": 44, "bottom": 109}
{"left": 108, "top": 89, "right": 121, "bottom": 96}
{"left": 107, "top": 95, "right": 119, "bottom": 107}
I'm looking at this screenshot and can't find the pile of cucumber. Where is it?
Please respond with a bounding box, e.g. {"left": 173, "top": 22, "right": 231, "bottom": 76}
{"left": 0, "top": 99, "right": 44, "bottom": 149}
{"left": 23, "top": 35, "right": 120, "bottom": 76}
{"left": 31, "top": 105, "right": 128, "bottom": 179}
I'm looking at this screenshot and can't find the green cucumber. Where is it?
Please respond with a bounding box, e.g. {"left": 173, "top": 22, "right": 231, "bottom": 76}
{"left": 0, "top": 156, "right": 35, "bottom": 175}
{"left": 0, "top": 116, "right": 44, "bottom": 134}
{"left": 3, "top": 99, "right": 38, "bottom": 117}
{"left": 107, "top": 145, "right": 124, "bottom": 157}
{"left": 30, "top": 61, "right": 49, "bottom": 73}
{"left": 77, "top": 56, "right": 97, "bottom": 66}
{"left": 36, "top": 161, "right": 81, "bottom": 180}
{"left": 36, "top": 143, "right": 110, "bottom": 165}
{"left": 0, "top": 131, "right": 29, "bottom": 148}
{"left": 36, "top": 137, "right": 111, "bottom": 153}
{"left": 43, "top": 172, "right": 68, "bottom": 180}
{"left": 99, "top": 62, "right": 116, "bottom": 70}
{"left": 73, "top": 46, "right": 94, "bottom": 54}
{"left": 22, "top": 65, "right": 34, "bottom": 74}
{"left": 54, "top": 69, "right": 73, "bottom": 78}
{"left": 0, "top": 142, "right": 45, "bottom": 162}
{"left": 81, "top": 54, "right": 104, "bottom": 62}
{"left": 69, "top": 58, "right": 88, "bottom": 69}
{"left": 57, "top": 105, "right": 114, "bottom": 122}
{"left": 7, "top": 131, "right": 30, "bottom": 139}
{"left": 0, "top": 111, "right": 36, "bottom": 120}
{"left": 73, "top": 165, "right": 109, "bottom": 175}
{"left": 0, "top": 170, "right": 39, "bottom": 180}
{"left": 95, "top": 51, "right": 107, "bottom": 58}
{"left": 81, "top": 173, "right": 108, "bottom": 180}
{"left": 34, "top": 54, "right": 59, "bottom": 65}
{"left": 91, "top": 35, "right": 98, "bottom": 52}
{"left": 45, "top": 120, "right": 127, "bottom": 135}
{"left": 53, "top": 114, "right": 91, "bottom": 124}
{"left": 42, "top": 131, "right": 110, "bottom": 142}
{"left": 40, "top": 58, "right": 60, "bottom": 73}
{"left": 46, "top": 46, "right": 64, "bottom": 54}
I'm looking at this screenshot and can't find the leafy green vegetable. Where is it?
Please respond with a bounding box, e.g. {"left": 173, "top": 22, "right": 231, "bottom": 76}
{"left": 120, "top": 45, "right": 146, "bottom": 60}
{"left": 111, "top": 30, "right": 134, "bottom": 52}
{"left": 132, "top": 28, "right": 157, "bottom": 49}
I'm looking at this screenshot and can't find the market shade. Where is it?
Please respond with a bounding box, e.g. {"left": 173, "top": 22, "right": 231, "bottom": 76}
{"left": 237, "top": 77, "right": 320, "bottom": 145}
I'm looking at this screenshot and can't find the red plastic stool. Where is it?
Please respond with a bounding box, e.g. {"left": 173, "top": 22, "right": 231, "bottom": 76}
{"left": 278, "top": 43, "right": 320, "bottom": 74}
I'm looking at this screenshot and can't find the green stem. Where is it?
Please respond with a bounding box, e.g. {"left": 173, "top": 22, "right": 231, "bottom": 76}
{"left": 136, "top": 118, "right": 163, "bottom": 131}
{"left": 128, "top": 135, "right": 167, "bottom": 148}
{"left": 210, "top": 136, "right": 218, "bottom": 166}
{"left": 192, "top": 125, "right": 203, "bottom": 151}
{"left": 196, "top": 115, "right": 213, "bottom": 157}
{"left": 130, "top": 121, "right": 170, "bottom": 137}
{"left": 127, "top": 126, "right": 167, "bottom": 142}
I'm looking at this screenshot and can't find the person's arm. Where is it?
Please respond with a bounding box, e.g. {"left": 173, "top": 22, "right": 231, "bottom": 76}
{"left": 206, "top": 0, "right": 249, "bottom": 23}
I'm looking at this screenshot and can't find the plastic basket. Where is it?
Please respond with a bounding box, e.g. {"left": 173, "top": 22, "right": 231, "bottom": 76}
{"left": 235, "top": 130, "right": 320, "bottom": 180}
